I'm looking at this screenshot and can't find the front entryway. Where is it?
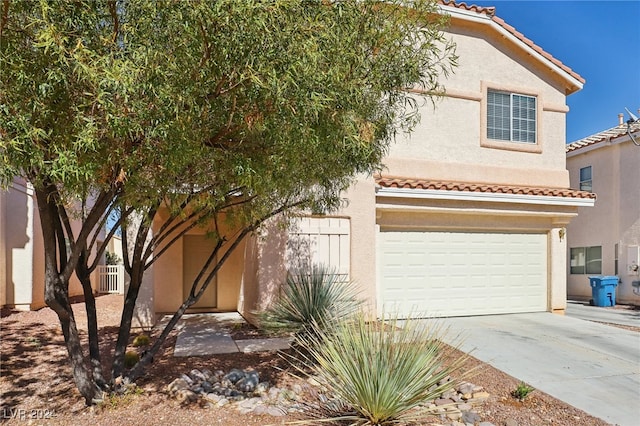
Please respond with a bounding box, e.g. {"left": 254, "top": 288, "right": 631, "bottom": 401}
{"left": 183, "top": 235, "right": 217, "bottom": 309}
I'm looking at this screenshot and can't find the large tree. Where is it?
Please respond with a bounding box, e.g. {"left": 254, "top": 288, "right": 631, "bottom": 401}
{"left": 0, "top": 0, "right": 457, "bottom": 405}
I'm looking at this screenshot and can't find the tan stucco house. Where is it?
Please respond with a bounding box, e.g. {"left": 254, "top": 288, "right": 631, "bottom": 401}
{"left": 566, "top": 113, "right": 640, "bottom": 305}
{"left": 136, "top": 1, "right": 596, "bottom": 326}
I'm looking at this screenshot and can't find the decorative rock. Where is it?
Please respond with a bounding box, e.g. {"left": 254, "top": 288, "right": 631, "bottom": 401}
{"left": 190, "top": 369, "right": 208, "bottom": 382}
{"left": 175, "top": 389, "right": 198, "bottom": 404}
{"left": 167, "top": 378, "right": 189, "bottom": 393}
{"left": 456, "top": 403, "right": 472, "bottom": 411}
{"left": 472, "top": 391, "right": 491, "bottom": 400}
{"left": 236, "top": 373, "right": 259, "bottom": 392}
{"left": 267, "top": 406, "right": 285, "bottom": 416}
{"left": 166, "top": 367, "right": 492, "bottom": 422}
{"left": 254, "top": 381, "right": 269, "bottom": 395}
{"left": 458, "top": 383, "right": 476, "bottom": 395}
{"left": 180, "top": 373, "right": 194, "bottom": 385}
{"left": 505, "top": 419, "right": 518, "bottom": 426}
{"left": 442, "top": 389, "right": 457, "bottom": 399}
{"left": 435, "top": 398, "right": 454, "bottom": 406}
{"left": 478, "top": 422, "right": 496, "bottom": 426}
{"left": 224, "top": 368, "right": 245, "bottom": 384}
{"left": 253, "top": 405, "right": 268, "bottom": 415}
{"left": 462, "top": 410, "right": 481, "bottom": 424}
{"left": 201, "top": 381, "right": 213, "bottom": 393}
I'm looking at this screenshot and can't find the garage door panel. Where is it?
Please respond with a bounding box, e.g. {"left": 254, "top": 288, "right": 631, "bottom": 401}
{"left": 378, "top": 231, "right": 547, "bottom": 317}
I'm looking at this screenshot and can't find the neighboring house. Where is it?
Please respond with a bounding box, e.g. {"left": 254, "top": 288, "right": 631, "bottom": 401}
{"left": 1, "top": 178, "right": 103, "bottom": 310}
{"left": 137, "top": 1, "right": 594, "bottom": 326}
{"left": 566, "top": 113, "right": 640, "bottom": 304}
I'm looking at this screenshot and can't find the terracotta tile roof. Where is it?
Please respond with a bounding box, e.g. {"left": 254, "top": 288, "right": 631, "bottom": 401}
{"left": 376, "top": 176, "right": 596, "bottom": 199}
{"left": 566, "top": 120, "right": 640, "bottom": 152}
{"left": 439, "top": 1, "right": 584, "bottom": 85}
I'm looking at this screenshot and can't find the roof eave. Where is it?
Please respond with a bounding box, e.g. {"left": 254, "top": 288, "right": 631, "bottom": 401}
{"left": 376, "top": 186, "right": 596, "bottom": 207}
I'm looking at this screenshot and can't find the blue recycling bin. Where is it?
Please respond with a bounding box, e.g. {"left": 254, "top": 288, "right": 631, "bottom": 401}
{"left": 588, "top": 276, "right": 619, "bottom": 307}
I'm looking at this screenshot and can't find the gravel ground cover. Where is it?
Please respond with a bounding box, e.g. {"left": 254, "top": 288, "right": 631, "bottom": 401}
{"left": 2, "top": 294, "right": 629, "bottom": 425}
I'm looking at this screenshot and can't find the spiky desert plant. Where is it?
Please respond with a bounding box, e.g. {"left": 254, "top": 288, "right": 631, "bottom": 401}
{"left": 257, "top": 264, "right": 361, "bottom": 337}
{"left": 288, "top": 313, "right": 470, "bottom": 425}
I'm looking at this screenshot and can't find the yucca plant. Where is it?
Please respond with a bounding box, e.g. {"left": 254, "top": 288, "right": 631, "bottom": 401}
{"left": 257, "top": 264, "right": 361, "bottom": 337}
{"left": 288, "top": 313, "right": 470, "bottom": 425}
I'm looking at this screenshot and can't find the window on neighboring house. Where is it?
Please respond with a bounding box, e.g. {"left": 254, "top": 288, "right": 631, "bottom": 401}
{"left": 614, "top": 243, "right": 619, "bottom": 275}
{"left": 487, "top": 90, "right": 536, "bottom": 143}
{"left": 570, "top": 246, "right": 602, "bottom": 274}
{"left": 579, "top": 166, "right": 592, "bottom": 192}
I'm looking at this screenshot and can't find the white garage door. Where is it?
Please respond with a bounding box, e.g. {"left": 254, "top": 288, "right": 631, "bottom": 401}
{"left": 378, "top": 231, "right": 547, "bottom": 317}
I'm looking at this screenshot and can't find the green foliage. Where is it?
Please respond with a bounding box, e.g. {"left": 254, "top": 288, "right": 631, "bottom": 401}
{"left": 0, "top": 0, "right": 457, "bottom": 402}
{"left": 511, "top": 381, "right": 535, "bottom": 401}
{"left": 123, "top": 351, "right": 140, "bottom": 369}
{"left": 131, "top": 334, "right": 150, "bottom": 347}
{"left": 289, "top": 314, "right": 469, "bottom": 425}
{"left": 105, "top": 251, "right": 121, "bottom": 265}
{"left": 99, "top": 384, "right": 144, "bottom": 410}
{"left": 256, "top": 264, "right": 361, "bottom": 336}
{"left": 1, "top": 0, "right": 456, "bottom": 218}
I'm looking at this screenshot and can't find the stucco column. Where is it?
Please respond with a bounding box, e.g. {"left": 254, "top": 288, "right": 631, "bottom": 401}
{"left": 127, "top": 213, "right": 156, "bottom": 329}
{"left": 9, "top": 181, "right": 35, "bottom": 310}
{"left": 549, "top": 225, "right": 568, "bottom": 314}
{"left": 342, "top": 178, "right": 377, "bottom": 317}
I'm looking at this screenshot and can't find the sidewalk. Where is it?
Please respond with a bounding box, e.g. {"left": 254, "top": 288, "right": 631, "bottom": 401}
{"left": 566, "top": 300, "right": 640, "bottom": 328}
{"left": 167, "top": 312, "right": 291, "bottom": 357}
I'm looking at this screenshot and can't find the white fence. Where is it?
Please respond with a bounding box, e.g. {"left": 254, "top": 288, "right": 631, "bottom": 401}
{"left": 98, "top": 265, "right": 125, "bottom": 294}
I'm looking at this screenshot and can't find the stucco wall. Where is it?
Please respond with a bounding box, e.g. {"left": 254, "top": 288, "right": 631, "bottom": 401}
{"left": 385, "top": 18, "right": 570, "bottom": 189}
{"left": 566, "top": 138, "right": 640, "bottom": 304}
{"left": 150, "top": 211, "right": 247, "bottom": 322}
{"left": 1, "top": 179, "right": 102, "bottom": 310}
{"left": 149, "top": 9, "right": 580, "bottom": 321}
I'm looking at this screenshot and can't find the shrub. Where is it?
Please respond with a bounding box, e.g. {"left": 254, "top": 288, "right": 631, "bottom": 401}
{"left": 511, "top": 381, "right": 535, "bottom": 401}
{"left": 105, "top": 251, "right": 122, "bottom": 265}
{"left": 132, "top": 334, "right": 150, "bottom": 347}
{"left": 256, "top": 264, "right": 361, "bottom": 337}
{"left": 288, "top": 313, "right": 470, "bottom": 425}
{"left": 124, "top": 351, "right": 140, "bottom": 369}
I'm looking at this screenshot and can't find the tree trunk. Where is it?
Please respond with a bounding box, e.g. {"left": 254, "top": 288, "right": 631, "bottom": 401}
{"left": 110, "top": 268, "right": 143, "bottom": 381}
{"left": 77, "top": 250, "right": 107, "bottom": 389}
{"left": 35, "top": 184, "right": 103, "bottom": 405}
{"left": 44, "top": 273, "right": 103, "bottom": 404}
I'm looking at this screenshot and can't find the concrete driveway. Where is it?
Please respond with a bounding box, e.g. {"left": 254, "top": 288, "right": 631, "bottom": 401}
{"left": 420, "top": 312, "right": 640, "bottom": 426}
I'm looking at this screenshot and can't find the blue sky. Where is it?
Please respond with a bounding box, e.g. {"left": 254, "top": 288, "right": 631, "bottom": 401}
{"left": 468, "top": 0, "right": 640, "bottom": 142}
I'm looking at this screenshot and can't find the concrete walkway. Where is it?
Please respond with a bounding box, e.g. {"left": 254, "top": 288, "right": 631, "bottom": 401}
{"left": 167, "top": 313, "right": 291, "bottom": 357}
{"left": 566, "top": 300, "right": 640, "bottom": 328}
{"left": 420, "top": 312, "right": 640, "bottom": 426}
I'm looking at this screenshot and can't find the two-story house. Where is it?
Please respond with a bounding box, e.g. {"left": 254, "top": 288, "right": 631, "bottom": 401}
{"left": 566, "top": 112, "right": 640, "bottom": 305}
{"left": 135, "top": 1, "right": 594, "bottom": 326}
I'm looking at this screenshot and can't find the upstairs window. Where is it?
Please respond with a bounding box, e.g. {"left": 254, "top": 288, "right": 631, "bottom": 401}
{"left": 580, "top": 166, "right": 592, "bottom": 192}
{"left": 487, "top": 90, "right": 536, "bottom": 143}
